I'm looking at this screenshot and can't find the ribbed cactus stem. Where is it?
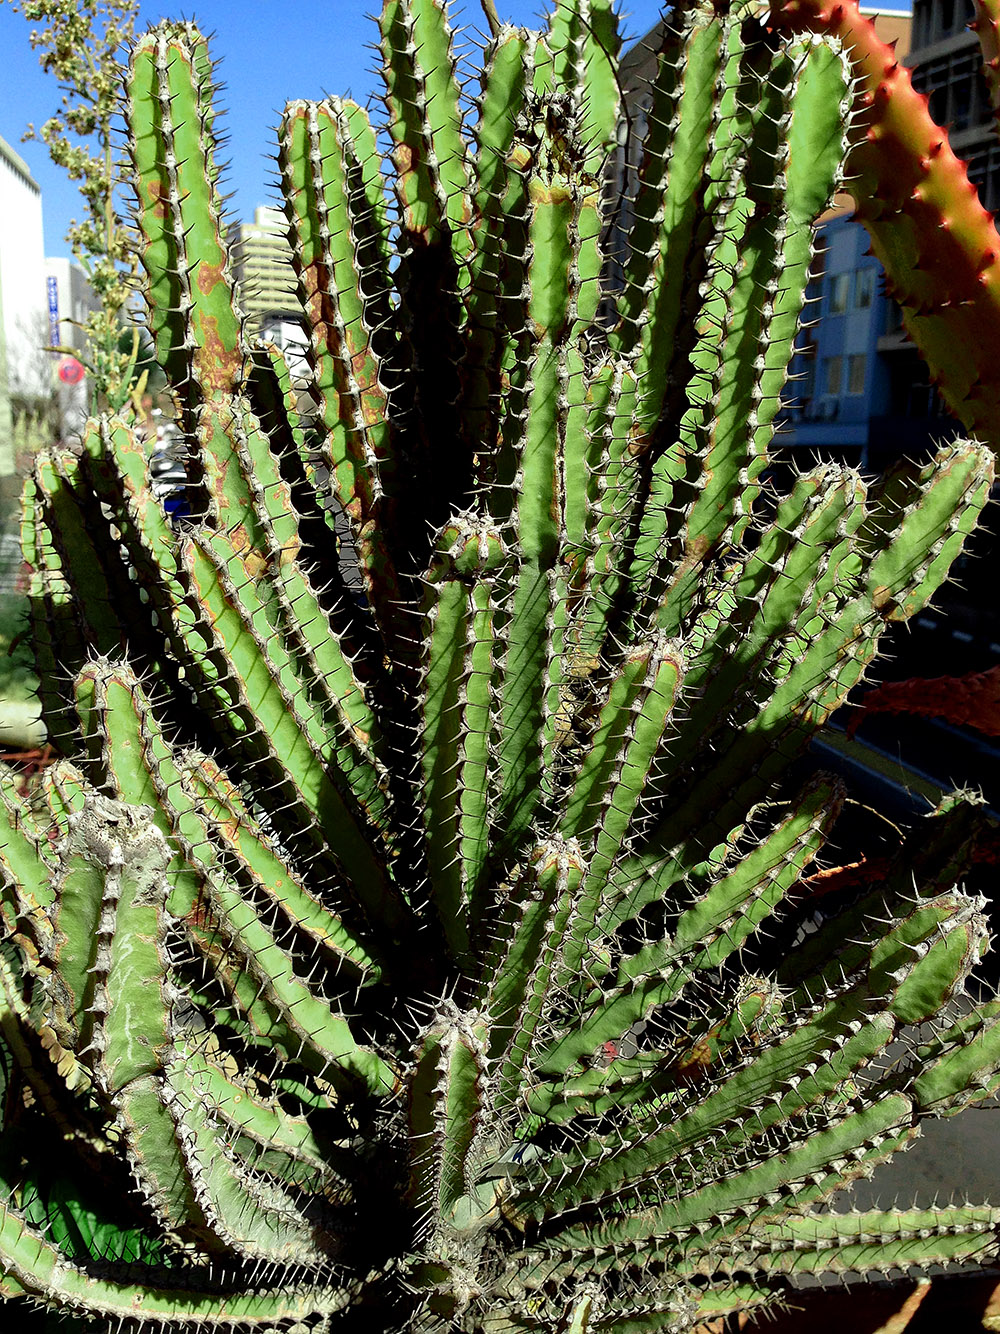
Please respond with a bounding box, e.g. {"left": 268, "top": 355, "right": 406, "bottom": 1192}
{"left": 2, "top": 2, "right": 999, "bottom": 1328}
{"left": 769, "top": 0, "right": 1000, "bottom": 444}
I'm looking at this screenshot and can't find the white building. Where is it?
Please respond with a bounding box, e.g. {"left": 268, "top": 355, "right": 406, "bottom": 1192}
{"left": 46, "top": 254, "right": 101, "bottom": 438}
{"left": 228, "top": 206, "right": 303, "bottom": 335}
{"left": 0, "top": 133, "right": 49, "bottom": 405}
{"left": 257, "top": 311, "right": 311, "bottom": 381}
{"left": 45, "top": 254, "right": 101, "bottom": 355}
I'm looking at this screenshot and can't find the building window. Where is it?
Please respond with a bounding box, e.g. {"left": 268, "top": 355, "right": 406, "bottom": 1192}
{"left": 824, "top": 356, "right": 843, "bottom": 396}
{"left": 803, "top": 248, "right": 825, "bottom": 310}
{"left": 913, "top": 3, "right": 928, "bottom": 47}
{"left": 847, "top": 355, "right": 866, "bottom": 396}
{"left": 913, "top": 56, "right": 951, "bottom": 129}
{"left": 966, "top": 140, "right": 1000, "bottom": 213}
{"left": 933, "top": 0, "right": 976, "bottom": 39}
{"left": 855, "top": 268, "right": 875, "bottom": 309}
{"left": 912, "top": 44, "right": 986, "bottom": 133}
{"left": 829, "top": 274, "right": 849, "bottom": 314}
{"left": 951, "top": 74, "right": 973, "bottom": 130}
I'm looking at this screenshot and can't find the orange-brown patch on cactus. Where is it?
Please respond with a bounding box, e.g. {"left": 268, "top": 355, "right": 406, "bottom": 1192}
{"left": 792, "top": 855, "right": 890, "bottom": 902}
{"left": 144, "top": 178, "right": 170, "bottom": 221}
{"left": 195, "top": 317, "right": 240, "bottom": 397}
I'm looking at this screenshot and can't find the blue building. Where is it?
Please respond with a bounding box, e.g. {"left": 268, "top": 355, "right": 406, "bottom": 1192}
{"left": 777, "top": 211, "right": 957, "bottom": 471}
{"left": 616, "top": 2, "right": 959, "bottom": 476}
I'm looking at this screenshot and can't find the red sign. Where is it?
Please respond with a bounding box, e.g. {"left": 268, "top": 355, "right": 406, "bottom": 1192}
{"left": 58, "top": 357, "right": 85, "bottom": 385}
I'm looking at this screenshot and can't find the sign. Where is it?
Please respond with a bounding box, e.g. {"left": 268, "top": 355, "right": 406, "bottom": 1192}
{"left": 46, "top": 276, "right": 60, "bottom": 350}
{"left": 58, "top": 357, "right": 85, "bottom": 385}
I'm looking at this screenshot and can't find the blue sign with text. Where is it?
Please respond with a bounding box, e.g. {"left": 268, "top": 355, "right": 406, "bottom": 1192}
{"left": 46, "top": 276, "right": 60, "bottom": 350}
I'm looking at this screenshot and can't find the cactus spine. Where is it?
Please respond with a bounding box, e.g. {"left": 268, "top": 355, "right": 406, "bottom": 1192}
{"left": 1, "top": 2, "right": 999, "bottom": 1330}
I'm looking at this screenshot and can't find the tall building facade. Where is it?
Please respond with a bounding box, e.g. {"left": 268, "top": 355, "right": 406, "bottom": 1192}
{"left": 778, "top": 213, "right": 905, "bottom": 470}
{"left": 0, "top": 134, "right": 47, "bottom": 404}
{"left": 615, "top": 7, "right": 923, "bottom": 474}
{"left": 0, "top": 132, "right": 50, "bottom": 481}
{"left": 44, "top": 256, "right": 101, "bottom": 356}
{"left": 908, "top": 0, "right": 999, "bottom": 207}
{"left": 0, "top": 131, "right": 105, "bottom": 456}
{"left": 45, "top": 255, "right": 101, "bottom": 439}
{"left": 228, "top": 206, "right": 303, "bottom": 336}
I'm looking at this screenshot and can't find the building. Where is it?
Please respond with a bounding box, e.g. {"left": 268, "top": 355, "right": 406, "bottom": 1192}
{"left": 908, "top": 0, "right": 1000, "bottom": 208}
{"left": 0, "top": 131, "right": 58, "bottom": 483}
{"left": 616, "top": 7, "right": 924, "bottom": 475}
{"left": 778, "top": 211, "right": 959, "bottom": 469}
{"left": 854, "top": 0, "right": 1000, "bottom": 460}
{"left": 795, "top": 0, "right": 1000, "bottom": 471}
{"left": 779, "top": 214, "right": 895, "bottom": 469}
{"left": 257, "top": 312, "right": 310, "bottom": 380}
{"left": 0, "top": 132, "right": 48, "bottom": 477}
{"left": 0, "top": 132, "right": 104, "bottom": 460}
{"left": 45, "top": 255, "right": 101, "bottom": 439}
{"left": 227, "top": 206, "right": 303, "bottom": 337}
{"left": 44, "top": 255, "right": 100, "bottom": 357}
{"left": 772, "top": 6, "right": 953, "bottom": 470}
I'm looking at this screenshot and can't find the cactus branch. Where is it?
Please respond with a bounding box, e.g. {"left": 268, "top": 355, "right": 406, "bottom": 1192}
{"left": 2, "top": 4, "right": 998, "bottom": 1329}
{"left": 768, "top": 0, "right": 1000, "bottom": 445}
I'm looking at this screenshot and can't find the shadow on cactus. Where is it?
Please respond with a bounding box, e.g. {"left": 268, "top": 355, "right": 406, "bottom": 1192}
{"left": 2, "top": 0, "right": 1000, "bottom": 1329}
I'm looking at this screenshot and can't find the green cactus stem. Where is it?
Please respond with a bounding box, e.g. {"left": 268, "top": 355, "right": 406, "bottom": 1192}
{"left": 1, "top": 3, "right": 999, "bottom": 1331}
{"left": 768, "top": 0, "right": 1000, "bottom": 446}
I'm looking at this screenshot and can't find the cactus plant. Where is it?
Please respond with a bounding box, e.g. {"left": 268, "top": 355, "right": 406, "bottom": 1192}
{"left": 849, "top": 665, "right": 1000, "bottom": 737}
{"left": 768, "top": 0, "right": 1000, "bottom": 447}
{"left": 2, "top": 1, "right": 1000, "bottom": 1330}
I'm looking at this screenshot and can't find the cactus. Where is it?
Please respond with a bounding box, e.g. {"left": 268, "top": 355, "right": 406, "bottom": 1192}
{"left": 974, "top": 0, "right": 1000, "bottom": 126}
{"left": 1, "top": 1, "right": 999, "bottom": 1330}
{"left": 849, "top": 665, "right": 1000, "bottom": 738}
{"left": 768, "top": 0, "right": 1000, "bottom": 447}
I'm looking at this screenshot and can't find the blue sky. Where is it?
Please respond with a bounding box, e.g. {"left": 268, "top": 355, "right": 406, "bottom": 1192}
{"left": 0, "top": 0, "right": 912, "bottom": 259}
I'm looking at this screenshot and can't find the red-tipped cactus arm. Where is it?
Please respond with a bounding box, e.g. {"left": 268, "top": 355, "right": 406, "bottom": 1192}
{"left": 770, "top": 0, "right": 1000, "bottom": 446}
